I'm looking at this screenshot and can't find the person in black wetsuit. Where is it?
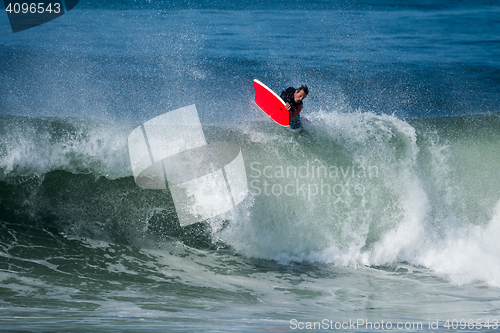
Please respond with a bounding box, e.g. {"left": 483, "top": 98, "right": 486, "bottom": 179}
{"left": 280, "top": 85, "right": 309, "bottom": 130}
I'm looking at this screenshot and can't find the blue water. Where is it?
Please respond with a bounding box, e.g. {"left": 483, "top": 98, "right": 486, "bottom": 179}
{"left": 1, "top": 0, "right": 500, "bottom": 332}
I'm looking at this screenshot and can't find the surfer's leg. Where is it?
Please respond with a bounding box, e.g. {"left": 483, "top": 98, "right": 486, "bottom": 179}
{"left": 289, "top": 116, "right": 302, "bottom": 130}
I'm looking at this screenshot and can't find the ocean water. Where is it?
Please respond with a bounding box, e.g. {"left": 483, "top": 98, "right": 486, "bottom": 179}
{"left": 1, "top": 0, "right": 500, "bottom": 332}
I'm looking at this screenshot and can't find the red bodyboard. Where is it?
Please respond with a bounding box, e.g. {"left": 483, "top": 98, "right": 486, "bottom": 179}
{"left": 254, "top": 79, "right": 289, "bottom": 127}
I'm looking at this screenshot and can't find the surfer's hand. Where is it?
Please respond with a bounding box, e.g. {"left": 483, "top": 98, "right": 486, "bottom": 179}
{"left": 285, "top": 103, "right": 291, "bottom": 111}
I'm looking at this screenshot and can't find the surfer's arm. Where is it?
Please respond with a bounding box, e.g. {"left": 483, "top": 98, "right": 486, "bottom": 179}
{"left": 289, "top": 103, "right": 303, "bottom": 119}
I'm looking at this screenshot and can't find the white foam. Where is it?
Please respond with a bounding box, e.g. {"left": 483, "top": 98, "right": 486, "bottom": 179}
{"left": 218, "top": 111, "right": 424, "bottom": 263}
{"left": 0, "top": 117, "right": 133, "bottom": 179}
{"left": 417, "top": 200, "right": 500, "bottom": 287}
{"left": 216, "top": 110, "right": 500, "bottom": 288}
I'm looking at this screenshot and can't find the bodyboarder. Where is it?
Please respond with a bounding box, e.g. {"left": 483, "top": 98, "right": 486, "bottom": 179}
{"left": 280, "top": 85, "right": 309, "bottom": 131}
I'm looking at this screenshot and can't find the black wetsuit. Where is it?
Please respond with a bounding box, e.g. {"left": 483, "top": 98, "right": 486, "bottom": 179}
{"left": 280, "top": 87, "right": 302, "bottom": 130}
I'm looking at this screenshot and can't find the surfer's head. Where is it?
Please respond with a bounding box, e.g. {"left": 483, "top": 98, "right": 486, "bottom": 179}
{"left": 294, "top": 85, "right": 309, "bottom": 103}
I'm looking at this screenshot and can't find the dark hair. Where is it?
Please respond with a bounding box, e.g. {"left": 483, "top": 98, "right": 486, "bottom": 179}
{"left": 298, "top": 85, "right": 309, "bottom": 95}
